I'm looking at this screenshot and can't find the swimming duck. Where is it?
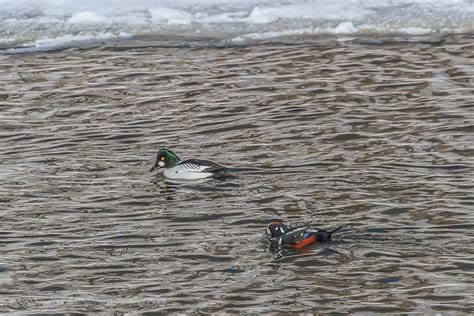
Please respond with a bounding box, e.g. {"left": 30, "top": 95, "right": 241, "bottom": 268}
{"left": 266, "top": 218, "right": 342, "bottom": 249}
{"left": 149, "top": 148, "right": 230, "bottom": 180}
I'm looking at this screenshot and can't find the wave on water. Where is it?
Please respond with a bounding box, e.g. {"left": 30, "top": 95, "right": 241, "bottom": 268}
{"left": 1, "top": 0, "right": 474, "bottom": 52}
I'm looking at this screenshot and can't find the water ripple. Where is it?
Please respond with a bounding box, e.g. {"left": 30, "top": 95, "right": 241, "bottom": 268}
{"left": 0, "top": 36, "right": 473, "bottom": 313}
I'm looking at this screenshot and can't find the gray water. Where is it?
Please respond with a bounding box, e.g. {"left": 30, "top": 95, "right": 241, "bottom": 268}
{"left": 0, "top": 35, "right": 473, "bottom": 314}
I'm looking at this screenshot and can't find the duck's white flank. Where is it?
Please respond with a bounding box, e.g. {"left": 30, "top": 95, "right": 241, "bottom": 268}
{"left": 162, "top": 164, "right": 215, "bottom": 180}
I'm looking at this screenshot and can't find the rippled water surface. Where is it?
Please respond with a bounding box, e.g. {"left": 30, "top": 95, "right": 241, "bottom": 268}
{"left": 1, "top": 35, "right": 473, "bottom": 314}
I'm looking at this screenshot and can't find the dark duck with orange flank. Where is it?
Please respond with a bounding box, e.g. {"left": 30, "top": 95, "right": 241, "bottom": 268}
{"left": 266, "top": 218, "right": 342, "bottom": 249}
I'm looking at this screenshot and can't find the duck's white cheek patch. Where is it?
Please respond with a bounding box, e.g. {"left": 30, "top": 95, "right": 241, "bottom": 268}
{"left": 158, "top": 161, "right": 165, "bottom": 167}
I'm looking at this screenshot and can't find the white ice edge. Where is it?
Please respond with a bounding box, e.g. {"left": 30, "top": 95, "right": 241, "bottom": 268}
{"left": 1, "top": 0, "right": 473, "bottom": 51}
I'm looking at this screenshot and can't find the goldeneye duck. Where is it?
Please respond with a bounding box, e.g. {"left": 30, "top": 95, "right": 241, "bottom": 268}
{"left": 266, "top": 218, "right": 342, "bottom": 249}
{"left": 149, "top": 148, "right": 230, "bottom": 180}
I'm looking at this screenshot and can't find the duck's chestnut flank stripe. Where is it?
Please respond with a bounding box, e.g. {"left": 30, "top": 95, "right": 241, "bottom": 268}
{"left": 291, "top": 235, "right": 316, "bottom": 249}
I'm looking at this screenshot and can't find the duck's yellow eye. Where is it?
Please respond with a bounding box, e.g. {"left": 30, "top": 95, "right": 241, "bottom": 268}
{"left": 160, "top": 156, "right": 165, "bottom": 161}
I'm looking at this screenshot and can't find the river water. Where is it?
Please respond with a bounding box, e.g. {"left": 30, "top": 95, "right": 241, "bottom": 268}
{"left": 0, "top": 35, "right": 473, "bottom": 313}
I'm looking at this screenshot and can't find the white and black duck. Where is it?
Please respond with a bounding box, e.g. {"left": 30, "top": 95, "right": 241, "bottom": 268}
{"left": 150, "top": 148, "right": 230, "bottom": 180}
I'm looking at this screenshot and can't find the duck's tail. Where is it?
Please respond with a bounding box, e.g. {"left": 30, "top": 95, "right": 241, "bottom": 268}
{"left": 213, "top": 167, "right": 237, "bottom": 180}
{"left": 328, "top": 226, "right": 343, "bottom": 238}
{"left": 313, "top": 226, "right": 343, "bottom": 242}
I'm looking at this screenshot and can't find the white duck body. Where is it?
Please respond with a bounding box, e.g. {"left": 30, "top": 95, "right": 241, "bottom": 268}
{"left": 162, "top": 159, "right": 227, "bottom": 180}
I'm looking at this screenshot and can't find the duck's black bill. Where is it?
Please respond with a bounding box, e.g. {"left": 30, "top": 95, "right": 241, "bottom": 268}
{"left": 149, "top": 163, "right": 160, "bottom": 172}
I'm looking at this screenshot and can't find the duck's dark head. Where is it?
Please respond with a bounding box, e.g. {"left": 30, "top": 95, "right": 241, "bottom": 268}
{"left": 150, "top": 148, "right": 181, "bottom": 172}
{"left": 266, "top": 218, "right": 290, "bottom": 238}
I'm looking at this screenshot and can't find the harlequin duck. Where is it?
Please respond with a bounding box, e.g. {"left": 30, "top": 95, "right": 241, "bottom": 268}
{"left": 266, "top": 218, "right": 342, "bottom": 249}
